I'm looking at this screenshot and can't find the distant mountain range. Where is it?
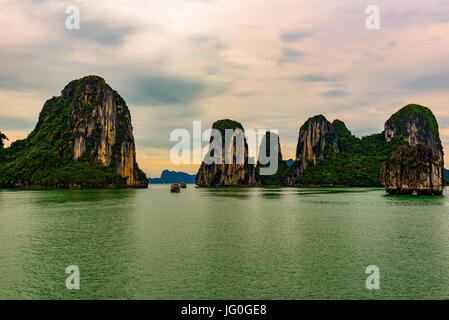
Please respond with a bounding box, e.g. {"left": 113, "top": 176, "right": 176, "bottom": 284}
{"left": 148, "top": 170, "right": 196, "bottom": 184}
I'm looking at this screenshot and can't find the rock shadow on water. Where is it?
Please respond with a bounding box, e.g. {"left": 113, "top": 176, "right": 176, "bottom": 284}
{"left": 383, "top": 192, "right": 446, "bottom": 207}
{"left": 28, "top": 189, "right": 138, "bottom": 206}
{"left": 258, "top": 188, "right": 285, "bottom": 199}
{"left": 289, "top": 188, "right": 380, "bottom": 196}
{"left": 200, "top": 188, "right": 254, "bottom": 200}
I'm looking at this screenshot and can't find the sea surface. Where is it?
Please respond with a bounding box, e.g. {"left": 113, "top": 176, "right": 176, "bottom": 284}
{"left": 1, "top": 185, "right": 449, "bottom": 299}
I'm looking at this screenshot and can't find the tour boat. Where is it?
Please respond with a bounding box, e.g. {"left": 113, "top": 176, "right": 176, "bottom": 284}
{"left": 170, "top": 183, "right": 181, "bottom": 193}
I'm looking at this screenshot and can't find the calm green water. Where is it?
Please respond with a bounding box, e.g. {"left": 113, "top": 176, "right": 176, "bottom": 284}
{"left": 1, "top": 186, "right": 449, "bottom": 299}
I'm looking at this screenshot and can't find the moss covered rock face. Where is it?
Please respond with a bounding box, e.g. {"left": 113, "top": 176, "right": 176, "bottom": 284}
{"left": 384, "top": 104, "right": 442, "bottom": 152}
{"left": 381, "top": 144, "right": 444, "bottom": 195}
{"left": 0, "top": 75, "right": 148, "bottom": 188}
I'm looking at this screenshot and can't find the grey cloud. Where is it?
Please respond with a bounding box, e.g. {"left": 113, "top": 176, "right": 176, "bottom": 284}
{"left": 232, "top": 91, "right": 257, "bottom": 98}
{"left": 190, "top": 35, "right": 225, "bottom": 50}
{"left": 300, "top": 74, "right": 333, "bottom": 82}
{"left": 0, "top": 18, "right": 141, "bottom": 93}
{"left": 125, "top": 77, "right": 231, "bottom": 106}
{"left": 380, "top": 3, "right": 449, "bottom": 28}
{"left": 427, "top": 3, "right": 449, "bottom": 23}
{"left": 133, "top": 106, "right": 206, "bottom": 149}
{"left": 64, "top": 20, "right": 136, "bottom": 47}
{"left": 387, "top": 41, "right": 397, "bottom": 47}
{"left": 320, "top": 90, "right": 349, "bottom": 98}
{"left": 0, "top": 116, "right": 35, "bottom": 131}
{"left": 0, "top": 46, "right": 64, "bottom": 93}
{"left": 280, "top": 31, "right": 312, "bottom": 43}
{"left": 281, "top": 48, "right": 304, "bottom": 57}
{"left": 402, "top": 73, "right": 449, "bottom": 92}
{"left": 206, "top": 66, "right": 221, "bottom": 75}
{"left": 277, "top": 48, "right": 304, "bottom": 64}
{"left": 432, "top": 12, "right": 449, "bottom": 23}
{"left": 288, "top": 74, "right": 340, "bottom": 83}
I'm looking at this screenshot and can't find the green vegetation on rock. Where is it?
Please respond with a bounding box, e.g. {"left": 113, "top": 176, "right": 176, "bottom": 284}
{"left": 0, "top": 98, "right": 123, "bottom": 187}
{"left": 299, "top": 114, "right": 327, "bottom": 132}
{"left": 294, "top": 104, "right": 442, "bottom": 187}
{"left": 385, "top": 104, "right": 442, "bottom": 151}
{"left": 212, "top": 119, "right": 244, "bottom": 136}
{"left": 256, "top": 161, "right": 291, "bottom": 186}
{"left": 0, "top": 76, "right": 147, "bottom": 188}
{"left": 298, "top": 131, "right": 406, "bottom": 186}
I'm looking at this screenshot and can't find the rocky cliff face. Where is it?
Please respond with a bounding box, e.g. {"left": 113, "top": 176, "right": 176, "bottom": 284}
{"left": 195, "top": 119, "right": 256, "bottom": 187}
{"left": 381, "top": 104, "right": 444, "bottom": 195}
{"left": 0, "top": 75, "right": 147, "bottom": 188}
{"left": 62, "top": 76, "right": 146, "bottom": 187}
{"left": 287, "top": 115, "right": 338, "bottom": 186}
{"left": 381, "top": 144, "right": 443, "bottom": 195}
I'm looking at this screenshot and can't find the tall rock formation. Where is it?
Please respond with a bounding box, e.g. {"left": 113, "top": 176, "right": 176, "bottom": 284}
{"left": 381, "top": 144, "right": 443, "bottom": 195}
{"left": 287, "top": 115, "right": 339, "bottom": 186}
{"left": 195, "top": 119, "right": 256, "bottom": 187}
{"left": 0, "top": 75, "right": 148, "bottom": 188}
{"left": 381, "top": 104, "right": 444, "bottom": 195}
{"left": 256, "top": 131, "right": 289, "bottom": 186}
{"left": 63, "top": 76, "right": 145, "bottom": 187}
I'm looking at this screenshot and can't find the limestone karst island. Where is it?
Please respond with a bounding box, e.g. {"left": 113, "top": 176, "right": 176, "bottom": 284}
{"left": 197, "top": 105, "right": 444, "bottom": 195}
{"left": 0, "top": 76, "right": 445, "bottom": 195}
{"left": 0, "top": 76, "right": 148, "bottom": 188}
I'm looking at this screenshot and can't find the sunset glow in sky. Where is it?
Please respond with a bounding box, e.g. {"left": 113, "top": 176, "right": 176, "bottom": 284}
{"left": 1, "top": 0, "right": 449, "bottom": 177}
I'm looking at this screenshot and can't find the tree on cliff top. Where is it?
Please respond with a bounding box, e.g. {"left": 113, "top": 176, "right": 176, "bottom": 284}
{"left": 0, "top": 131, "right": 7, "bottom": 148}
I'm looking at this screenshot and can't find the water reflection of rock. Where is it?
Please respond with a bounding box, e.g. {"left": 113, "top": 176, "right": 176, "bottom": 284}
{"left": 259, "top": 189, "right": 284, "bottom": 199}
{"left": 200, "top": 188, "right": 253, "bottom": 200}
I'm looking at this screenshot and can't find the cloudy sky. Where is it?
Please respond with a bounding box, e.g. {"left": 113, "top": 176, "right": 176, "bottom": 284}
{"left": 1, "top": 0, "right": 449, "bottom": 177}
